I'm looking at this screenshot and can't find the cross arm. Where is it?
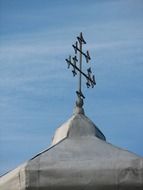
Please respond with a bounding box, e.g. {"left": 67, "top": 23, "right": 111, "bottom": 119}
{"left": 65, "top": 58, "right": 96, "bottom": 87}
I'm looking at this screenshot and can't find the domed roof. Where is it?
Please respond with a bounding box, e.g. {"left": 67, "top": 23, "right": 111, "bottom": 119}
{"left": 52, "top": 107, "right": 106, "bottom": 146}
{"left": 0, "top": 106, "right": 143, "bottom": 190}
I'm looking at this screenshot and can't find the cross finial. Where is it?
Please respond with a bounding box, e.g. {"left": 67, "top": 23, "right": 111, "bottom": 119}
{"left": 65, "top": 32, "right": 96, "bottom": 109}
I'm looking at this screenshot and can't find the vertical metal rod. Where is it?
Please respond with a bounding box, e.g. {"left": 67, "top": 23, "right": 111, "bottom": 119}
{"left": 79, "top": 40, "right": 82, "bottom": 94}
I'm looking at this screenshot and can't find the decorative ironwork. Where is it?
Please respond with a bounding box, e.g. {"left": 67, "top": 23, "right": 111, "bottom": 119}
{"left": 65, "top": 32, "right": 96, "bottom": 107}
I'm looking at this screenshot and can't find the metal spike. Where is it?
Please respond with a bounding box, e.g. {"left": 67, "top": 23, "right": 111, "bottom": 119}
{"left": 73, "top": 56, "right": 78, "bottom": 63}
{"left": 65, "top": 58, "right": 70, "bottom": 68}
{"left": 87, "top": 67, "right": 92, "bottom": 73}
{"left": 92, "top": 75, "right": 96, "bottom": 85}
{"left": 76, "top": 41, "right": 78, "bottom": 50}
{"left": 86, "top": 50, "right": 91, "bottom": 63}
{"left": 72, "top": 41, "right": 78, "bottom": 54}
{"left": 72, "top": 69, "right": 77, "bottom": 76}
{"left": 86, "top": 81, "right": 90, "bottom": 88}
{"left": 67, "top": 55, "right": 71, "bottom": 68}
{"left": 80, "top": 32, "right": 86, "bottom": 44}
{"left": 77, "top": 32, "right": 86, "bottom": 44}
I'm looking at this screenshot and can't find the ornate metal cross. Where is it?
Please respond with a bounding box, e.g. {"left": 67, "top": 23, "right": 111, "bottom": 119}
{"left": 65, "top": 32, "right": 96, "bottom": 107}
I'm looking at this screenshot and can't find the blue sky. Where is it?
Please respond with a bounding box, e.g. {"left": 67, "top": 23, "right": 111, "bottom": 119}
{"left": 0, "top": 0, "right": 143, "bottom": 175}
